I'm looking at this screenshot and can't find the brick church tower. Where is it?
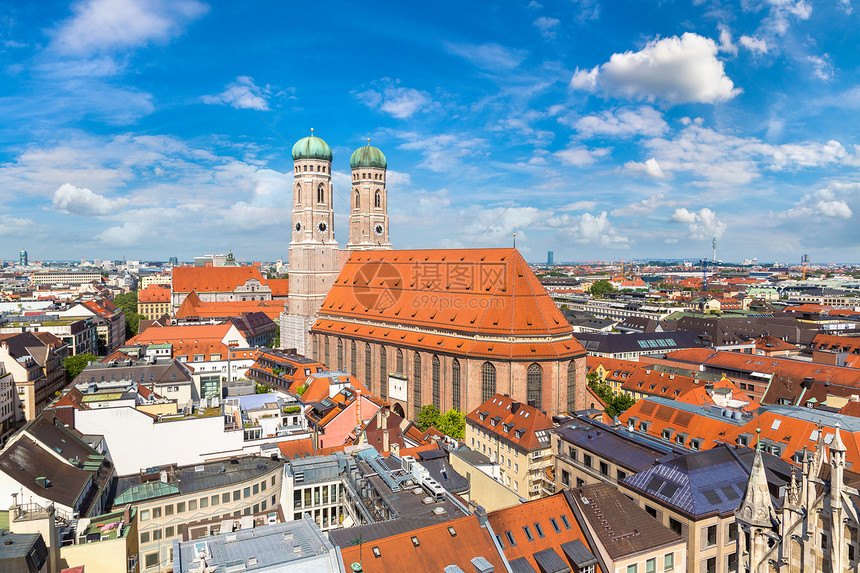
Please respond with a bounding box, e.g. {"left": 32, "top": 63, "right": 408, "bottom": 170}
{"left": 280, "top": 131, "right": 341, "bottom": 355}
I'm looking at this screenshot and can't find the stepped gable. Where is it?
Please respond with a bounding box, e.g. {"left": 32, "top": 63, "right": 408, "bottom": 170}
{"left": 313, "top": 248, "right": 584, "bottom": 361}
{"left": 172, "top": 265, "right": 265, "bottom": 293}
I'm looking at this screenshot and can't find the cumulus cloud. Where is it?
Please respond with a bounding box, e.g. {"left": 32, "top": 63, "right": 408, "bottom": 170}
{"left": 611, "top": 193, "right": 671, "bottom": 216}
{"left": 671, "top": 207, "right": 727, "bottom": 240}
{"left": 533, "top": 16, "right": 560, "bottom": 38}
{"left": 202, "top": 76, "right": 270, "bottom": 111}
{"left": 96, "top": 220, "right": 148, "bottom": 246}
{"left": 739, "top": 35, "right": 769, "bottom": 54}
{"left": 781, "top": 188, "right": 853, "bottom": 220}
{"left": 570, "top": 33, "right": 739, "bottom": 105}
{"left": 444, "top": 42, "right": 528, "bottom": 70}
{"left": 555, "top": 144, "right": 610, "bottom": 166}
{"left": 624, "top": 158, "right": 666, "bottom": 179}
{"left": 558, "top": 212, "right": 629, "bottom": 248}
{"left": 52, "top": 0, "right": 208, "bottom": 56}
{"left": 356, "top": 81, "right": 434, "bottom": 119}
{"left": 52, "top": 183, "right": 130, "bottom": 215}
{"left": 572, "top": 106, "right": 667, "bottom": 138}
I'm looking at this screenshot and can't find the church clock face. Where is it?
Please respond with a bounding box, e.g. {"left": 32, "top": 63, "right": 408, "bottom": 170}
{"left": 295, "top": 222, "right": 301, "bottom": 232}
{"left": 318, "top": 221, "right": 327, "bottom": 233}
{"left": 374, "top": 223, "right": 384, "bottom": 236}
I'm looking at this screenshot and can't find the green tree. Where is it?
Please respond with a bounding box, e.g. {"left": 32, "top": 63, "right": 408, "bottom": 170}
{"left": 436, "top": 409, "right": 465, "bottom": 440}
{"left": 589, "top": 280, "right": 615, "bottom": 298}
{"left": 256, "top": 383, "right": 272, "bottom": 394}
{"left": 587, "top": 372, "right": 636, "bottom": 417}
{"left": 113, "top": 292, "right": 145, "bottom": 337}
{"left": 415, "top": 404, "right": 440, "bottom": 431}
{"left": 63, "top": 353, "right": 99, "bottom": 384}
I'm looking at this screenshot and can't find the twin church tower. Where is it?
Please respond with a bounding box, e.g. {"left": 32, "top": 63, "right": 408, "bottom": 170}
{"left": 281, "top": 131, "right": 392, "bottom": 354}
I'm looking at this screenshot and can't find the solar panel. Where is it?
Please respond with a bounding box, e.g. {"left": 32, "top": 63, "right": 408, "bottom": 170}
{"left": 646, "top": 476, "right": 663, "bottom": 492}
{"left": 702, "top": 489, "right": 723, "bottom": 505}
{"left": 721, "top": 485, "right": 740, "bottom": 501}
{"left": 674, "top": 411, "right": 693, "bottom": 428}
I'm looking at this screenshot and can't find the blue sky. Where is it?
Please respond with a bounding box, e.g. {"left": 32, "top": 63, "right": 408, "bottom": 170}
{"left": 1, "top": 0, "right": 859, "bottom": 264}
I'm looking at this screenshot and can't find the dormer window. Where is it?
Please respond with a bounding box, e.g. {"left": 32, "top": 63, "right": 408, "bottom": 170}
{"left": 515, "top": 429, "right": 525, "bottom": 439}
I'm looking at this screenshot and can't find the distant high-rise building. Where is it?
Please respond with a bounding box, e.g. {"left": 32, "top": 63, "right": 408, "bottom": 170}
{"left": 19, "top": 250, "right": 27, "bottom": 267}
{"left": 168, "top": 256, "right": 179, "bottom": 266}
{"left": 547, "top": 250, "right": 554, "bottom": 266}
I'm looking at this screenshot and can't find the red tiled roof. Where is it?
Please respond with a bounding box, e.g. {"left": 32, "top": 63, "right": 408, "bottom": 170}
{"left": 488, "top": 492, "right": 601, "bottom": 572}
{"left": 138, "top": 284, "right": 170, "bottom": 303}
{"left": 339, "top": 515, "right": 505, "bottom": 573}
{"left": 811, "top": 333, "right": 860, "bottom": 354}
{"left": 172, "top": 266, "right": 266, "bottom": 293}
{"left": 466, "top": 394, "right": 552, "bottom": 451}
{"left": 176, "top": 290, "right": 286, "bottom": 321}
{"left": 313, "top": 249, "right": 584, "bottom": 360}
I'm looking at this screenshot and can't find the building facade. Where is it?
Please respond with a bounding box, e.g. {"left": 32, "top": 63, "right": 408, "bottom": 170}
{"left": 466, "top": 395, "right": 554, "bottom": 499}
{"left": 113, "top": 456, "right": 283, "bottom": 572}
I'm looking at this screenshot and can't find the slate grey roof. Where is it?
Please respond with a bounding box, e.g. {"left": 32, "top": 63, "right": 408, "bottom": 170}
{"left": 173, "top": 517, "right": 340, "bottom": 573}
{"left": 573, "top": 330, "right": 705, "bottom": 355}
{"left": 622, "top": 444, "right": 786, "bottom": 518}
{"left": 553, "top": 421, "right": 674, "bottom": 473}
{"left": 533, "top": 548, "right": 570, "bottom": 573}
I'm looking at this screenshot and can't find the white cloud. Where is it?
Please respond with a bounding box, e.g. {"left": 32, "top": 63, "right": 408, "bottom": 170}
{"left": 559, "top": 212, "right": 629, "bottom": 247}
{"left": 570, "top": 33, "right": 739, "bottom": 104}
{"left": 624, "top": 158, "right": 666, "bottom": 179}
{"left": 96, "top": 220, "right": 148, "bottom": 246}
{"left": 718, "top": 25, "right": 737, "bottom": 56}
{"left": 444, "top": 42, "right": 528, "bottom": 71}
{"left": 202, "top": 76, "right": 270, "bottom": 111}
{"left": 357, "top": 82, "right": 434, "bottom": 119}
{"left": 573, "top": 106, "right": 667, "bottom": 138}
{"left": 671, "top": 207, "right": 727, "bottom": 239}
{"left": 781, "top": 188, "right": 853, "bottom": 220}
{"left": 533, "top": 17, "right": 560, "bottom": 38}
{"left": 643, "top": 124, "right": 851, "bottom": 188}
{"left": 611, "top": 193, "right": 671, "bottom": 216}
{"left": 0, "top": 214, "right": 34, "bottom": 236}
{"left": 52, "top": 0, "right": 208, "bottom": 56}
{"left": 52, "top": 183, "right": 130, "bottom": 215}
{"left": 396, "top": 132, "right": 486, "bottom": 172}
{"left": 806, "top": 55, "right": 834, "bottom": 81}
{"left": 555, "top": 144, "right": 610, "bottom": 166}
{"left": 739, "top": 35, "right": 769, "bottom": 54}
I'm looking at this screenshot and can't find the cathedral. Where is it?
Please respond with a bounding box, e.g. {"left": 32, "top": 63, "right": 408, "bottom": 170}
{"left": 737, "top": 422, "right": 860, "bottom": 572}
{"left": 280, "top": 132, "right": 587, "bottom": 416}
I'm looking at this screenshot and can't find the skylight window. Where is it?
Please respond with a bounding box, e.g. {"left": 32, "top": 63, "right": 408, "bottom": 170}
{"left": 771, "top": 419, "right": 781, "bottom": 430}
{"left": 523, "top": 526, "right": 534, "bottom": 542}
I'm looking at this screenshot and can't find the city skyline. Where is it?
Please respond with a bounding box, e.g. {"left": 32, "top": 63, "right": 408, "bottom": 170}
{"left": 1, "top": 0, "right": 859, "bottom": 262}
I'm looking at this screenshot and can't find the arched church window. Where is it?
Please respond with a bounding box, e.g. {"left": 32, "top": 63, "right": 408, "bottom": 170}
{"left": 337, "top": 339, "right": 343, "bottom": 370}
{"left": 396, "top": 349, "right": 404, "bottom": 375}
{"left": 295, "top": 183, "right": 301, "bottom": 204}
{"left": 355, "top": 191, "right": 360, "bottom": 209}
{"left": 351, "top": 341, "right": 357, "bottom": 376}
{"left": 365, "top": 344, "right": 372, "bottom": 391}
{"left": 375, "top": 190, "right": 381, "bottom": 208}
{"left": 527, "top": 363, "right": 542, "bottom": 411}
{"left": 481, "top": 362, "right": 496, "bottom": 404}
{"left": 380, "top": 346, "right": 387, "bottom": 399}
{"left": 432, "top": 355, "right": 441, "bottom": 409}
{"left": 303, "top": 165, "right": 307, "bottom": 172}
{"left": 317, "top": 184, "right": 325, "bottom": 204}
{"left": 567, "top": 361, "right": 577, "bottom": 413}
{"left": 413, "top": 353, "right": 422, "bottom": 409}
{"left": 452, "top": 359, "right": 461, "bottom": 412}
